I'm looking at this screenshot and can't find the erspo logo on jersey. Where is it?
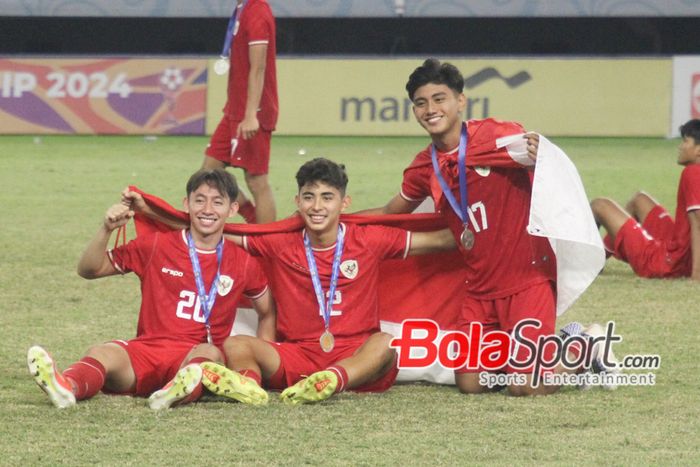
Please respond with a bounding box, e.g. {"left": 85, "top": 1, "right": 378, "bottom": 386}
{"left": 161, "top": 267, "right": 184, "bottom": 277}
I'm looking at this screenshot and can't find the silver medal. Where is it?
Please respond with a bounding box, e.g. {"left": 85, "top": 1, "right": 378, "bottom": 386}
{"left": 214, "top": 57, "right": 230, "bottom": 76}
{"left": 460, "top": 228, "right": 475, "bottom": 250}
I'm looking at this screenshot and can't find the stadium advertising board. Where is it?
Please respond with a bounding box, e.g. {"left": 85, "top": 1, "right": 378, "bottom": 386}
{"left": 206, "top": 58, "right": 671, "bottom": 137}
{"left": 0, "top": 58, "right": 207, "bottom": 134}
{"left": 671, "top": 56, "right": 700, "bottom": 137}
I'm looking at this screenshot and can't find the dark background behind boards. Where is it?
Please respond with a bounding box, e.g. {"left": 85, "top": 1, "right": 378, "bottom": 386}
{"left": 1, "top": 16, "right": 699, "bottom": 55}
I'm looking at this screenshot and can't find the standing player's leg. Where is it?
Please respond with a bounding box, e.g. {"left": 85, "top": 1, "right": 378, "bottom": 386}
{"left": 203, "top": 116, "right": 258, "bottom": 223}
{"left": 280, "top": 332, "right": 397, "bottom": 405}
{"left": 244, "top": 171, "right": 276, "bottom": 224}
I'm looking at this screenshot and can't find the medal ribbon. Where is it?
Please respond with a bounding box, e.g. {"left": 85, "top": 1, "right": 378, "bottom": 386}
{"left": 219, "top": 0, "right": 248, "bottom": 59}
{"left": 431, "top": 122, "right": 469, "bottom": 227}
{"left": 186, "top": 231, "right": 224, "bottom": 343}
{"left": 303, "top": 226, "right": 345, "bottom": 333}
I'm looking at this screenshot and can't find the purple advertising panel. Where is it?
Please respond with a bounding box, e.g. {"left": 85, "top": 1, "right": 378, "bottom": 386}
{"left": 0, "top": 58, "right": 207, "bottom": 134}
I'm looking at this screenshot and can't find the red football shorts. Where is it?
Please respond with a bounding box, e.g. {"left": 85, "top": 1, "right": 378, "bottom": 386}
{"left": 614, "top": 205, "right": 676, "bottom": 278}
{"left": 265, "top": 336, "right": 398, "bottom": 393}
{"left": 455, "top": 281, "right": 556, "bottom": 374}
{"left": 108, "top": 337, "right": 202, "bottom": 397}
{"left": 206, "top": 114, "right": 271, "bottom": 175}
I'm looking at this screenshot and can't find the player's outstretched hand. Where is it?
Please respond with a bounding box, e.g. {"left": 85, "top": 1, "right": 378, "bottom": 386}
{"left": 104, "top": 203, "right": 134, "bottom": 231}
{"left": 525, "top": 132, "right": 540, "bottom": 161}
{"left": 121, "top": 187, "right": 147, "bottom": 213}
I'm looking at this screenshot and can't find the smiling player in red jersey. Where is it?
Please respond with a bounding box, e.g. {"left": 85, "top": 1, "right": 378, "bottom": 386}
{"left": 27, "top": 169, "right": 275, "bottom": 410}
{"left": 356, "top": 59, "right": 614, "bottom": 396}
{"left": 196, "top": 158, "right": 457, "bottom": 405}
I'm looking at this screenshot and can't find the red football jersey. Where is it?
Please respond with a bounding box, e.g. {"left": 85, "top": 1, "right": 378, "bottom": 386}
{"left": 224, "top": 0, "right": 278, "bottom": 130}
{"left": 667, "top": 163, "right": 700, "bottom": 275}
{"left": 401, "top": 118, "right": 555, "bottom": 299}
{"left": 109, "top": 230, "right": 268, "bottom": 345}
{"left": 243, "top": 224, "right": 411, "bottom": 343}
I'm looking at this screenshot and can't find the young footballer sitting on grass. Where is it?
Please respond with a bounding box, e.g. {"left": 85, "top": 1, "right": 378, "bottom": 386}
{"left": 591, "top": 119, "right": 700, "bottom": 282}
{"left": 27, "top": 169, "right": 275, "bottom": 410}
{"left": 356, "top": 58, "right": 616, "bottom": 396}
{"left": 134, "top": 158, "right": 457, "bottom": 405}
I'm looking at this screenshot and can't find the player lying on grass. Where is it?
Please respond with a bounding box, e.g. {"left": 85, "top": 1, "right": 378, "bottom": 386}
{"left": 27, "top": 169, "right": 275, "bottom": 410}
{"left": 355, "top": 58, "right": 618, "bottom": 395}
{"left": 591, "top": 118, "right": 700, "bottom": 282}
{"left": 128, "top": 157, "right": 457, "bottom": 405}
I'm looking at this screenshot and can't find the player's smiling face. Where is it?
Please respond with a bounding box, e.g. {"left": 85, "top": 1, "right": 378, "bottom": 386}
{"left": 295, "top": 181, "right": 350, "bottom": 246}
{"left": 184, "top": 183, "right": 237, "bottom": 247}
{"left": 677, "top": 136, "right": 700, "bottom": 166}
{"left": 412, "top": 83, "right": 466, "bottom": 144}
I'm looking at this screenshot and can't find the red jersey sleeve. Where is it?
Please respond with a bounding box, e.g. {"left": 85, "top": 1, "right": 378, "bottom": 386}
{"left": 244, "top": 2, "right": 273, "bottom": 45}
{"left": 362, "top": 225, "right": 411, "bottom": 260}
{"left": 681, "top": 165, "right": 700, "bottom": 212}
{"left": 242, "top": 233, "right": 279, "bottom": 258}
{"left": 108, "top": 232, "right": 159, "bottom": 276}
{"left": 401, "top": 148, "right": 433, "bottom": 202}
{"left": 241, "top": 254, "right": 269, "bottom": 299}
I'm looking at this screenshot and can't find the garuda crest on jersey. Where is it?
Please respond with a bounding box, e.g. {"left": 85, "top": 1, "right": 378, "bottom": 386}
{"left": 340, "top": 260, "right": 358, "bottom": 279}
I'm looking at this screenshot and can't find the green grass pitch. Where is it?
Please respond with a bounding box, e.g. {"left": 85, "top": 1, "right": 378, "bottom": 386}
{"left": 1, "top": 134, "right": 698, "bottom": 465}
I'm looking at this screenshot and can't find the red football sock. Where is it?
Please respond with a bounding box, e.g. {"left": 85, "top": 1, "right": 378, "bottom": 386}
{"left": 239, "top": 369, "right": 262, "bottom": 386}
{"left": 326, "top": 366, "right": 348, "bottom": 394}
{"left": 62, "top": 357, "right": 106, "bottom": 400}
{"left": 238, "top": 200, "right": 257, "bottom": 224}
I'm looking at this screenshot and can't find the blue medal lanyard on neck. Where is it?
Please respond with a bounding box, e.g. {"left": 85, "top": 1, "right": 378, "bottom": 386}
{"left": 220, "top": 0, "right": 248, "bottom": 59}
{"left": 303, "top": 227, "right": 345, "bottom": 332}
{"left": 430, "top": 122, "right": 469, "bottom": 226}
{"left": 186, "top": 231, "right": 224, "bottom": 344}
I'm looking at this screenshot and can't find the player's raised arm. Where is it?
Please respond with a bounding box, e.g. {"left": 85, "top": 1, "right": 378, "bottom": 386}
{"left": 122, "top": 188, "right": 188, "bottom": 231}
{"left": 251, "top": 289, "right": 276, "bottom": 341}
{"left": 689, "top": 210, "right": 700, "bottom": 282}
{"left": 408, "top": 228, "right": 457, "bottom": 256}
{"left": 77, "top": 203, "right": 132, "bottom": 279}
{"left": 354, "top": 193, "right": 422, "bottom": 215}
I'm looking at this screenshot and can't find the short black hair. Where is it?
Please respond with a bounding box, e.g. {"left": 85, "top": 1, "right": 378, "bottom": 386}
{"left": 406, "top": 58, "right": 464, "bottom": 101}
{"left": 680, "top": 119, "right": 700, "bottom": 144}
{"left": 185, "top": 168, "right": 238, "bottom": 202}
{"left": 295, "top": 158, "right": 348, "bottom": 195}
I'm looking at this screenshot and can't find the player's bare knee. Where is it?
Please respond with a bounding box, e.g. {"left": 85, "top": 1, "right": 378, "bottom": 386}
{"left": 625, "top": 191, "right": 645, "bottom": 214}
{"left": 223, "top": 335, "right": 254, "bottom": 360}
{"left": 189, "top": 343, "right": 223, "bottom": 363}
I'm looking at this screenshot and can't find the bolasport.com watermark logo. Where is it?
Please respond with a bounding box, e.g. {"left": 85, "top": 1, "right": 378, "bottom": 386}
{"left": 389, "top": 319, "right": 660, "bottom": 388}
